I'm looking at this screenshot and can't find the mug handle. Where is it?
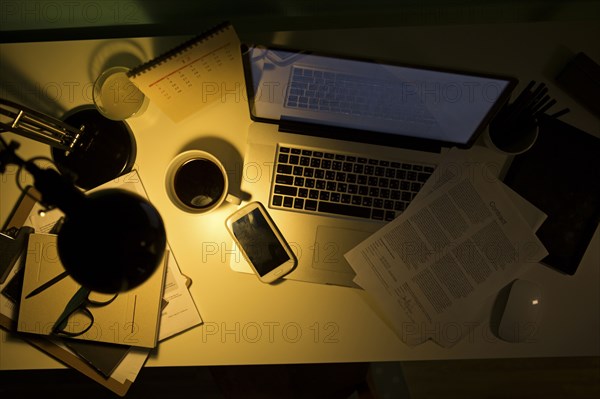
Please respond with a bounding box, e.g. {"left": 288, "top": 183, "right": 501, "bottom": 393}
{"left": 225, "top": 193, "right": 242, "bottom": 205}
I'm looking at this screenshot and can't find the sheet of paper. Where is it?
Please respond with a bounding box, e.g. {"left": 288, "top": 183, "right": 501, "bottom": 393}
{"left": 413, "top": 146, "right": 547, "bottom": 232}
{"left": 158, "top": 250, "right": 203, "bottom": 341}
{"left": 109, "top": 346, "right": 151, "bottom": 384}
{"left": 345, "top": 148, "right": 548, "bottom": 347}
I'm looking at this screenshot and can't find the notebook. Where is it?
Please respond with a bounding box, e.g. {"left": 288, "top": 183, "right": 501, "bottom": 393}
{"left": 65, "top": 339, "right": 131, "bottom": 378}
{"left": 18, "top": 233, "right": 168, "bottom": 348}
{"left": 232, "top": 44, "right": 516, "bottom": 287}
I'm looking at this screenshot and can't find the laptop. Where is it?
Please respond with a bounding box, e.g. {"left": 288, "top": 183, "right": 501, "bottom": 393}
{"left": 235, "top": 44, "right": 516, "bottom": 287}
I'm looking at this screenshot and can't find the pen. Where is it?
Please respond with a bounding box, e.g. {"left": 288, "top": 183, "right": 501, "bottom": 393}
{"left": 49, "top": 217, "right": 65, "bottom": 234}
{"left": 535, "top": 99, "right": 557, "bottom": 117}
{"left": 549, "top": 108, "right": 570, "bottom": 118}
{"left": 26, "top": 271, "right": 69, "bottom": 299}
{"left": 131, "top": 295, "right": 137, "bottom": 333}
{"left": 528, "top": 94, "right": 550, "bottom": 115}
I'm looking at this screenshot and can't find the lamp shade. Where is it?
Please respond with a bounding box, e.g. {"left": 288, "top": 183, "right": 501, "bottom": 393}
{"left": 57, "top": 188, "right": 167, "bottom": 293}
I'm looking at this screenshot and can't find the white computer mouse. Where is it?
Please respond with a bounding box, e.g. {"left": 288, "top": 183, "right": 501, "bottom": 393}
{"left": 498, "top": 279, "right": 543, "bottom": 343}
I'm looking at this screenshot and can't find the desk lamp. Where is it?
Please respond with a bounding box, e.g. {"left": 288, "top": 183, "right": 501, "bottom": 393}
{"left": 0, "top": 99, "right": 166, "bottom": 293}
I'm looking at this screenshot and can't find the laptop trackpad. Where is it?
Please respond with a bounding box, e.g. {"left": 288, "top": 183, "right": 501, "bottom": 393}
{"left": 311, "top": 226, "right": 373, "bottom": 273}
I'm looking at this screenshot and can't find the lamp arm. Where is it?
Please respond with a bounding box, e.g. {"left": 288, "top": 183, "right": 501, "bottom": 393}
{"left": 24, "top": 160, "right": 87, "bottom": 215}
{"left": 0, "top": 138, "right": 85, "bottom": 215}
{"left": 0, "top": 98, "right": 82, "bottom": 153}
{"left": 1, "top": 136, "right": 167, "bottom": 293}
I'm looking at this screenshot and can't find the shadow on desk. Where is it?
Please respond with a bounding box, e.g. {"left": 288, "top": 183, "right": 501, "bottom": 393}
{"left": 0, "top": 363, "right": 373, "bottom": 399}
{"left": 209, "top": 363, "right": 371, "bottom": 399}
{"left": 1, "top": 358, "right": 598, "bottom": 398}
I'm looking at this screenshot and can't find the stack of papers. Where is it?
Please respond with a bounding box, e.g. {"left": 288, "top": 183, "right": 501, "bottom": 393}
{"left": 345, "top": 148, "right": 548, "bottom": 347}
{"left": 1, "top": 170, "right": 202, "bottom": 386}
{"left": 18, "top": 233, "right": 167, "bottom": 347}
{"left": 23, "top": 170, "right": 203, "bottom": 344}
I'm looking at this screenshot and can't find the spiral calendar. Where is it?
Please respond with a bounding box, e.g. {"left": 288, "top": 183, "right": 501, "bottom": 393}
{"left": 128, "top": 22, "right": 242, "bottom": 122}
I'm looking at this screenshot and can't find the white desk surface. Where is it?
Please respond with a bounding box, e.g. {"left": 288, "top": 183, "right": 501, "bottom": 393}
{"left": 1, "top": 20, "right": 599, "bottom": 370}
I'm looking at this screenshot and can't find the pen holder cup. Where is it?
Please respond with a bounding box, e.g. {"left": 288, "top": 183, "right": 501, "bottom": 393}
{"left": 483, "top": 119, "right": 539, "bottom": 155}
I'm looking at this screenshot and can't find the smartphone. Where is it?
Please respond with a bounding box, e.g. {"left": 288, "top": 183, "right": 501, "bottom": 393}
{"left": 225, "top": 202, "right": 297, "bottom": 283}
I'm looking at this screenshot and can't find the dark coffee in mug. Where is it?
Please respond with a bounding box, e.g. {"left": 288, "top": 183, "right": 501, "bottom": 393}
{"left": 173, "top": 159, "right": 225, "bottom": 209}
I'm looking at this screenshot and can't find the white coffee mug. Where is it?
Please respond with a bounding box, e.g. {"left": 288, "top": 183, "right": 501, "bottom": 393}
{"left": 166, "top": 150, "right": 241, "bottom": 213}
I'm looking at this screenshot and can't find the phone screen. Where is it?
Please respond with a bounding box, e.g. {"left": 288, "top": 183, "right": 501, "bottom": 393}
{"left": 231, "top": 208, "right": 291, "bottom": 276}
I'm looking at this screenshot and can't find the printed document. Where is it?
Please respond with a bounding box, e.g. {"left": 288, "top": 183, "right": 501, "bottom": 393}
{"left": 345, "top": 148, "right": 548, "bottom": 347}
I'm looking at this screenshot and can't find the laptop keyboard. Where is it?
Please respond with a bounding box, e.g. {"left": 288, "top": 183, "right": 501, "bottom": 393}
{"left": 271, "top": 145, "right": 435, "bottom": 221}
{"left": 285, "top": 66, "right": 436, "bottom": 124}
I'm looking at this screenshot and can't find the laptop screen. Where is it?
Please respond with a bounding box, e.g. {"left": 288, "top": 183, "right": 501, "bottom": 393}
{"left": 242, "top": 45, "right": 516, "bottom": 147}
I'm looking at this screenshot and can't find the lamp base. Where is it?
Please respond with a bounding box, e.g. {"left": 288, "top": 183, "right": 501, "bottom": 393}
{"left": 52, "top": 106, "right": 136, "bottom": 190}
